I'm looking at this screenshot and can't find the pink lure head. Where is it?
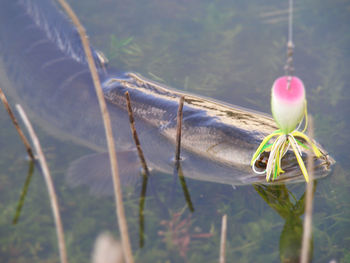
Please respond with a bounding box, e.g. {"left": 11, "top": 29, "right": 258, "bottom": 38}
{"left": 271, "top": 76, "right": 306, "bottom": 134}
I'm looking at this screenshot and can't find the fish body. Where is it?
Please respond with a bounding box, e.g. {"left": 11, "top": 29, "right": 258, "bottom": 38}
{"left": 0, "top": 0, "right": 334, "bottom": 189}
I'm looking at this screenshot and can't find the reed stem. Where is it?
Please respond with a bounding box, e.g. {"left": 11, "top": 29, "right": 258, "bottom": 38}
{"left": 139, "top": 174, "right": 148, "bottom": 248}
{"left": 12, "top": 161, "right": 34, "bottom": 225}
{"left": 16, "top": 104, "right": 68, "bottom": 263}
{"left": 56, "top": 1, "right": 134, "bottom": 262}
{"left": 175, "top": 96, "right": 185, "bottom": 162}
{"left": 300, "top": 115, "right": 315, "bottom": 263}
{"left": 219, "top": 214, "right": 227, "bottom": 263}
{"left": 176, "top": 163, "right": 194, "bottom": 212}
{"left": 0, "top": 87, "right": 34, "bottom": 160}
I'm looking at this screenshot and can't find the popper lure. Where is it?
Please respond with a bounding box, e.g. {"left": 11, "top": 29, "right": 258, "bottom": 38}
{"left": 251, "top": 76, "right": 322, "bottom": 182}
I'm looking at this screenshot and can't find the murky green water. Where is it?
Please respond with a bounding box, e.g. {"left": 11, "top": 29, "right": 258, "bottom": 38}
{"left": 1, "top": 0, "right": 349, "bottom": 262}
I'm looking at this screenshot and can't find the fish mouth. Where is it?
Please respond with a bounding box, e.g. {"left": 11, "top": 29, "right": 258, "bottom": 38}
{"left": 251, "top": 150, "right": 336, "bottom": 184}
{"left": 277, "top": 152, "right": 335, "bottom": 183}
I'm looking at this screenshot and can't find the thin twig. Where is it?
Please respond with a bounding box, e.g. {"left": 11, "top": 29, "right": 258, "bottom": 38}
{"left": 175, "top": 96, "right": 185, "bottom": 162}
{"left": 219, "top": 214, "right": 227, "bottom": 263}
{"left": 56, "top": 1, "right": 134, "bottom": 262}
{"left": 0, "top": 87, "right": 35, "bottom": 160}
{"left": 16, "top": 104, "right": 68, "bottom": 263}
{"left": 300, "top": 115, "right": 315, "bottom": 263}
{"left": 125, "top": 91, "right": 149, "bottom": 175}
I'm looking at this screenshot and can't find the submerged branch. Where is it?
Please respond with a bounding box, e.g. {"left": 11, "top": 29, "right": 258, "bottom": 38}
{"left": 176, "top": 163, "right": 194, "bottom": 212}
{"left": 0, "top": 87, "right": 34, "bottom": 160}
{"left": 300, "top": 115, "right": 315, "bottom": 263}
{"left": 56, "top": 1, "right": 134, "bottom": 262}
{"left": 16, "top": 104, "right": 68, "bottom": 263}
{"left": 139, "top": 174, "right": 148, "bottom": 248}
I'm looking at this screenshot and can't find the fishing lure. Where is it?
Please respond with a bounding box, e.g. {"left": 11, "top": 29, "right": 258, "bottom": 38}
{"left": 251, "top": 76, "right": 322, "bottom": 182}
{"left": 251, "top": 0, "right": 324, "bottom": 182}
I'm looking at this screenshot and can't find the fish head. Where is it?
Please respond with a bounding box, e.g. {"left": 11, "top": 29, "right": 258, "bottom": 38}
{"left": 252, "top": 145, "right": 335, "bottom": 184}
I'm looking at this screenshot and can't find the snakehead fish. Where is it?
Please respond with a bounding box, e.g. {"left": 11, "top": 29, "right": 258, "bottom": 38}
{"left": 0, "top": 0, "right": 334, "bottom": 193}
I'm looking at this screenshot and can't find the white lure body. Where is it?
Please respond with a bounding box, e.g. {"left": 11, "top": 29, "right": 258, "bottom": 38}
{"left": 271, "top": 76, "right": 306, "bottom": 134}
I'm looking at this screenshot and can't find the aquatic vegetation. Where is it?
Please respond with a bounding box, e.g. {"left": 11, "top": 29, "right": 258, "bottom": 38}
{"left": 108, "top": 35, "right": 134, "bottom": 60}
{"left": 108, "top": 34, "right": 143, "bottom": 68}
{"left": 158, "top": 210, "right": 213, "bottom": 259}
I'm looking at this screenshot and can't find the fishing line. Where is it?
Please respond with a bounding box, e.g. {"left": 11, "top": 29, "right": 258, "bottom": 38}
{"left": 288, "top": 0, "right": 293, "bottom": 47}
{"left": 285, "top": 0, "right": 294, "bottom": 90}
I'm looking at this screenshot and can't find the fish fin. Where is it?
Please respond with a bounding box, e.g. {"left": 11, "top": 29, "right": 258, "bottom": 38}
{"left": 66, "top": 150, "right": 141, "bottom": 196}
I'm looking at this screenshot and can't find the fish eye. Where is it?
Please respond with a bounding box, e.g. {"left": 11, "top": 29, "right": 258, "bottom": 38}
{"left": 255, "top": 152, "right": 269, "bottom": 170}
{"left": 255, "top": 160, "right": 267, "bottom": 170}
